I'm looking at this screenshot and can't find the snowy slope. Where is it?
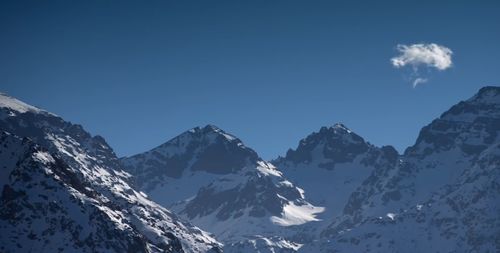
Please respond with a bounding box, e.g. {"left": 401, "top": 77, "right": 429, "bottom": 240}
{"left": 306, "top": 145, "right": 500, "bottom": 253}
{"left": 121, "top": 125, "right": 324, "bottom": 250}
{"left": 0, "top": 93, "right": 222, "bottom": 253}
{"left": 170, "top": 160, "right": 323, "bottom": 241}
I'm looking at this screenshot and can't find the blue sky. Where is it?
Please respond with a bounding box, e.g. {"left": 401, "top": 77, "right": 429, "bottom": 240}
{"left": 1, "top": 0, "right": 499, "bottom": 159}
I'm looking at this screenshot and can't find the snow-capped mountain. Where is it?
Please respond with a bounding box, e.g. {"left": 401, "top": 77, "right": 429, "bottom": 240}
{"left": 121, "top": 125, "right": 260, "bottom": 206}
{"left": 121, "top": 125, "right": 323, "bottom": 249}
{"left": 0, "top": 93, "right": 222, "bottom": 253}
{"left": 273, "top": 123, "right": 398, "bottom": 221}
{"left": 307, "top": 86, "right": 500, "bottom": 252}
{"left": 2, "top": 86, "right": 499, "bottom": 253}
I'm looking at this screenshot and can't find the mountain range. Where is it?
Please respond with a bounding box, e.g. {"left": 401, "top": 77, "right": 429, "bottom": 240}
{"left": 1, "top": 86, "right": 499, "bottom": 252}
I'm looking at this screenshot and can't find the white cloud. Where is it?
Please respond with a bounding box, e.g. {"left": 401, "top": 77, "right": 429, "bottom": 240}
{"left": 412, "top": 77, "right": 427, "bottom": 87}
{"left": 391, "top": 43, "right": 453, "bottom": 88}
{"left": 391, "top": 43, "right": 453, "bottom": 70}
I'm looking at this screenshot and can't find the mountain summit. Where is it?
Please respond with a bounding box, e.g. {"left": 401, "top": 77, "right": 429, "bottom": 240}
{"left": 274, "top": 123, "right": 398, "bottom": 222}
{"left": 276, "top": 123, "right": 383, "bottom": 170}
{"left": 122, "top": 124, "right": 258, "bottom": 186}
{"left": 121, "top": 125, "right": 323, "bottom": 250}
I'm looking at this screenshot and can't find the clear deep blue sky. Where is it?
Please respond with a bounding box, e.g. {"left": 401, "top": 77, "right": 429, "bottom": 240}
{"left": 1, "top": 0, "right": 499, "bottom": 159}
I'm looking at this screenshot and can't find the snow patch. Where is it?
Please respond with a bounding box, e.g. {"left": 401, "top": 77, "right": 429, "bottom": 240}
{"left": 256, "top": 161, "right": 283, "bottom": 177}
{"left": 33, "top": 151, "right": 56, "bottom": 164}
{"left": 386, "top": 212, "right": 397, "bottom": 221}
{"left": 271, "top": 202, "right": 324, "bottom": 226}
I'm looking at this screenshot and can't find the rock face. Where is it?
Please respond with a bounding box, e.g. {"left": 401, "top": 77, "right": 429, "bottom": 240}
{"left": 0, "top": 93, "right": 221, "bottom": 253}
{"left": 121, "top": 125, "right": 323, "bottom": 249}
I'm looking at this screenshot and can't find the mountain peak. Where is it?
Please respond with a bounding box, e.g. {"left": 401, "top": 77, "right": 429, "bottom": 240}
{"left": 332, "top": 122, "right": 351, "bottom": 131}
{"left": 319, "top": 123, "right": 353, "bottom": 135}
{"left": 0, "top": 92, "right": 53, "bottom": 116}
{"left": 189, "top": 124, "right": 220, "bottom": 133}
{"left": 277, "top": 124, "right": 370, "bottom": 168}
{"left": 203, "top": 124, "right": 223, "bottom": 132}
{"left": 315, "top": 123, "right": 361, "bottom": 143}
{"left": 469, "top": 86, "right": 500, "bottom": 104}
{"left": 188, "top": 124, "right": 238, "bottom": 142}
{"left": 407, "top": 86, "right": 500, "bottom": 157}
{"left": 160, "top": 124, "right": 254, "bottom": 159}
{"left": 431, "top": 86, "right": 500, "bottom": 124}
{"left": 121, "top": 124, "right": 260, "bottom": 189}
